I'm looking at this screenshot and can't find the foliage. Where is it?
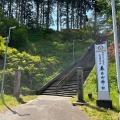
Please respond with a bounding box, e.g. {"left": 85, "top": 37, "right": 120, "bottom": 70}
{"left": 0, "top": 0, "right": 111, "bottom": 30}
{"left": 9, "top": 27, "right": 28, "bottom": 51}
{"left": 0, "top": 20, "right": 93, "bottom": 93}
{"left": 20, "top": 87, "right": 30, "bottom": 91}
{"left": 116, "top": 11, "right": 120, "bottom": 41}
{"left": 0, "top": 10, "right": 19, "bottom": 37}
{"left": 108, "top": 41, "right": 120, "bottom": 62}
{"left": 0, "top": 36, "right": 5, "bottom": 59}
{"left": 7, "top": 50, "right": 61, "bottom": 90}
{"left": 0, "top": 36, "right": 61, "bottom": 91}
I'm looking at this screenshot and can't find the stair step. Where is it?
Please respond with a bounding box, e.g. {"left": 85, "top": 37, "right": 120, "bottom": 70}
{"left": 44, "top": 88, "right": 77, "bottom": 92}
{"left": 47, "top": 86, "right": 77, "bottom": 90}
{"left": 42, "top": 92, "right": 76, "bottom": 97}
{"left": 42, "top": 93, "right": 75, "bottom": 97}
{"left": 39, "top": 45, "right": 95, "bottom": 97}
{"left": 50, "top": 83, "right": 77, "bottom": 88}
{"left": 66, "top": 82, "right": 77, "bottom": 86}
{"left": 44, "top": 90, "right": 77, "bottom": 94}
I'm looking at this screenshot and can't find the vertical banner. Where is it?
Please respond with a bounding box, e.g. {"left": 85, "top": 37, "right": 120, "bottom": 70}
{"left": 95, "top": 42, "right": 110, "bottom": 100}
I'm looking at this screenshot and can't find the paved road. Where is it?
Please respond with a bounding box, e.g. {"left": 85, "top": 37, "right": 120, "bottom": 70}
{"left": 0, "top": 95, "right": 89, "bottom": 120}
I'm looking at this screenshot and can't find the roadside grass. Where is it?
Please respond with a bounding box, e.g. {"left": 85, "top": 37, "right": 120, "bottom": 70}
{"left": 0, "top": 94, "right": 37, "bottom": 112}
{"left": 70, "top": 63, "right": 119, "bottom": 120}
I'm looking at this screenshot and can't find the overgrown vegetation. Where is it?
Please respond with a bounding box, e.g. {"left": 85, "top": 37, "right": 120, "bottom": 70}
{"left": 0, "top": 29, "right": 93, "bottom": 93}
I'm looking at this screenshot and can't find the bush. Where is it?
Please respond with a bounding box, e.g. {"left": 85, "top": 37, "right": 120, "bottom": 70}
{"left": 0, "top": 35, "right": 61, "bottom": 91}
{"left": 108, "top": 41, "right": 120, "bottom": 62}
{"left": 20, "top": 87, "right": 30, "bottom": 91}
{"left": 0, "top": 10, "right": 19, "bottom": 37}
{"left": 0, "top": 36, "right": 5, "bottom": 59}
{"left": 10, "top": 27, "right": 28, "bottom": 51}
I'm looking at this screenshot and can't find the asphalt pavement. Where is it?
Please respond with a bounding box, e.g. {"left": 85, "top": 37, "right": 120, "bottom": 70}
{"left": 0, "top": 95, "right": 89, "bottom": 120}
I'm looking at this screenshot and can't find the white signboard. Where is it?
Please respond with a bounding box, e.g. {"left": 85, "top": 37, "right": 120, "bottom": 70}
{"left": 95, "top": 43, "right": 109, "bottom": 92}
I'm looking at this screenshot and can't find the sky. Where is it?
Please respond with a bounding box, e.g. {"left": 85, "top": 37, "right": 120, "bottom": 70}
{"left": 50, "top": 10, "right": 93, "bottom": 30}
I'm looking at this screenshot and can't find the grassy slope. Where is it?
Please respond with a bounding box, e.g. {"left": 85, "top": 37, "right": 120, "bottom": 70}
{"left": 70, "top": 63, "right": 119, "bottom": 120}
{"left": 24, "top": 31, "right": 92, "bottom": 89}
{"left": 0, "top": 30, "right": 92, "bottom": 90}
{"left": 0, "top": 95, "right": 37, "bottom": 112}
{"left": 0, "top": 30, "right": 93, "bottom": 111}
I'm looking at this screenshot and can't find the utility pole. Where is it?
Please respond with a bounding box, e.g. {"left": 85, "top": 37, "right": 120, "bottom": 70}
{"left": 111, "top": 0, "right": 120, "bottom": 107}
{"left": 1, "top": 26, "right": 16, "bottom": 99}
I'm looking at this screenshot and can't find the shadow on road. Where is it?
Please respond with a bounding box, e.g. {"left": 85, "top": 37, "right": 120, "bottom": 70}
{"left": 1, "top": 96, "right": 30, "bottom": 116}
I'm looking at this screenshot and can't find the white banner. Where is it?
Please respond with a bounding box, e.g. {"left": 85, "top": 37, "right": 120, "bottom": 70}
{"left": 95, "top": 43, "right": 109, "bottom": 92}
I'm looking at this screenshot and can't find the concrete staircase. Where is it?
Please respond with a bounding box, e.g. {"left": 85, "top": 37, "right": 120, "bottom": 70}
{"left": 41, "top": 68, "right": 92, "bottom": 97}
{"left": 37, "top": 43, "right": 95, "bottom": 97}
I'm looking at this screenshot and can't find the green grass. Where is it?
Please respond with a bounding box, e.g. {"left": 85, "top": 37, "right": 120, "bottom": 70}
{"left": 70, "top": 63, "right": 119, "bottom": 120}
{"left": 0, "top": 94, "right": 37, "bottom": 112}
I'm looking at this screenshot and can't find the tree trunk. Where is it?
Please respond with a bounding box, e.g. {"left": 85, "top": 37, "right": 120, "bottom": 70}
{"left": 83, "top": 4, "right": 86, "bottom": 26}
{"left": 66, "top": 2, "right": 69, "bottom": 29}
{"left": 57, "top": 1, "right": 59, "bottom": 31}
{"left": 60, "top": 1, "right": 62, "bottom": 31}
{"left": 94, "top": 11, "right": 97, "bottom": 40}
{"left": 79, "top": 1, "right": 83, "bottom": 29}
{"left": 15, "top": 0, "right": 20, "bottom": 23}
{"left": 20, "top": 0, "right": 24, "bottom": 25}
{"left": 8, "top": 0, "right": 12, "bottom": 18}
{"left": 71, "top": 1, "right": 73, "bottom": 29}
{"left": 76, "top": 8, "right": 79, "bottom": 29}
{"left": 42, "top": 1, "right": 45, "bottom": 27}
{"left": 36, "top": 2, "right": 40, "bottom": 28}
{"left": 46, "top": 0, "right": 50, "bottom": 28}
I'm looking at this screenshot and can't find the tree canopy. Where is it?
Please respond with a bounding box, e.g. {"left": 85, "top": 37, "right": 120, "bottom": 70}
{"left": 0, "top": 0, "right": 108, "bottom": 30}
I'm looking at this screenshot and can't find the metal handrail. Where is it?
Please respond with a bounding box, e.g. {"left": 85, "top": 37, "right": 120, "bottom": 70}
{"left": 56, "top": 47, "right": 91, "bottom": 93}
{"left": 55, "top": 36, "right": 107, "bottom": 94}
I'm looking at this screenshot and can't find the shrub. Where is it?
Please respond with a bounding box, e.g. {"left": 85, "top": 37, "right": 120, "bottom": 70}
{"left": 20, "top": 87, "right": 30, "bottom": 91}
{"left": 108, "top": 41, "right": 120, "bottom": 62}
{"left": 9, "top": 27, "right": 28, "bottom": 51}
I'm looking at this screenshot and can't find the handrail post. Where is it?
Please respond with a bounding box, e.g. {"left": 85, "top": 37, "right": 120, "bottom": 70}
{"left": 13, "top": 69, "right": 22, "bottom": 98}
{"left": 56, "top": 85, "right": 57, "bottom": 95}
{"left": 73, "top": 67, "right": 87, "bottom": 106}
{"left": 77, "top": 67, "right": 84, "bottom": 102}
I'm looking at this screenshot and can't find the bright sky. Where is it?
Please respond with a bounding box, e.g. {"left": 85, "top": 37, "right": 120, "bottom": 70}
{"left": 50, "top": 10, "right": 92, "bottom": 30}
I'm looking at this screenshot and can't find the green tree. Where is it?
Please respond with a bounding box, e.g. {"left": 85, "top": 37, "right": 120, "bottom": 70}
{"left": 0, "top": 9, "right": 18, "bottom": 37}
{"left": 10, "top": 27, "right": 28, "bottom": 51}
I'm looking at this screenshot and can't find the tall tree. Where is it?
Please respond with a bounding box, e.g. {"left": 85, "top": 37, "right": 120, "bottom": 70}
{"left": 56, "top": 0, "right": 60, "bottom": 31}
{"left": 34, "top": 0, "right": 41, "bottom": 28}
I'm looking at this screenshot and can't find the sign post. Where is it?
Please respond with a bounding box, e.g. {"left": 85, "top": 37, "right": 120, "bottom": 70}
{"left": 95, "top": 42, "right": 112, "bottom": 109}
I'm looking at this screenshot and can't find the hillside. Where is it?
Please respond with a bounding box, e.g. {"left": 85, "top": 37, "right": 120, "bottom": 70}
{"left": 0, "top": 30, "right": 93, "bottom": 94}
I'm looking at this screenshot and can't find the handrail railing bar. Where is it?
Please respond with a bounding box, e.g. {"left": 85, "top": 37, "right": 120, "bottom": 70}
{"left": 56, "top": 45, "right": 93, "bottom": 92}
